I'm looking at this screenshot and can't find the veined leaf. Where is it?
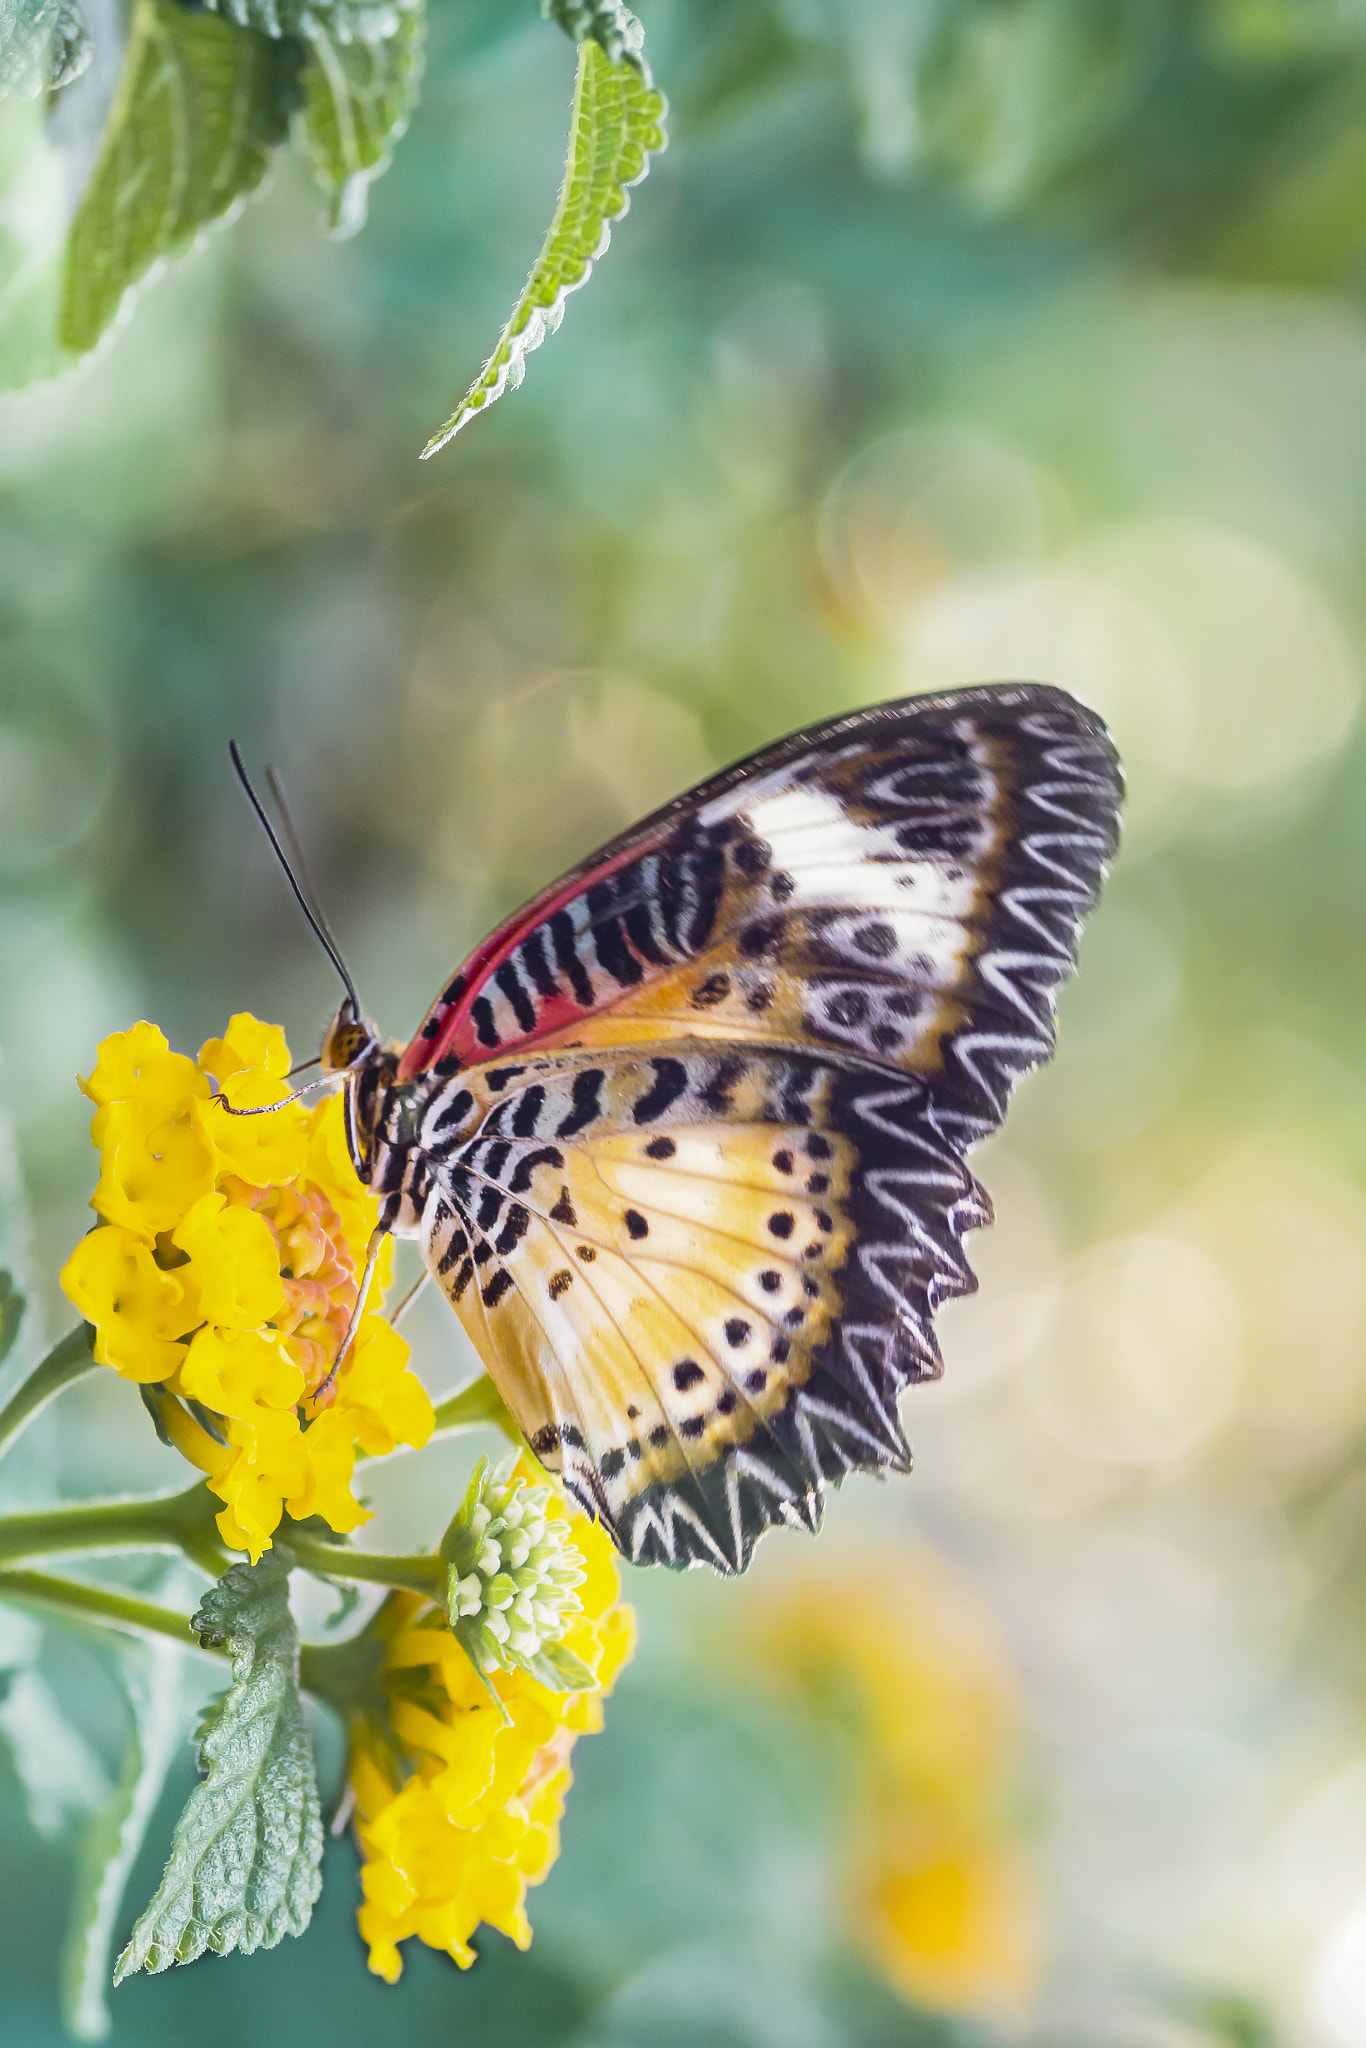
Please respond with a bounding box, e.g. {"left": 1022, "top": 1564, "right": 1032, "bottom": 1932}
{"left": 0, "top": 0, "right": 91, "bottom": 100}
{"left": 542, "top": 0, "right": 646, "bottom": 70}
{"left": 61, "top": 1638, "right": 189, "bottom": 2042}
{"left": 298, "top": 5, "right": 423, "bottom": 238}
{"left": 59, "top": 0, "right": 300, "bottom": 358}
{"left": 113, "top": 1549, "right": 322, "bottom": 1981}
{"left": 421, "top": 26, "right": 666, "bottom": 457}
{"left": 203, "top": 0, "right": 415, "bottom": 45}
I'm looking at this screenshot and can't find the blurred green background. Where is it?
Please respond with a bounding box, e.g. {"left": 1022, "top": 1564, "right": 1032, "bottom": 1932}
{"left": 6, "top": 0, "right": 1366, "bottom": 2042}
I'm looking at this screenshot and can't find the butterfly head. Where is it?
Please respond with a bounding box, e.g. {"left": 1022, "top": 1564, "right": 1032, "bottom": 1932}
{"left": 321, "top": 999, "right": 400, "bottom": 1185}
{"left": 320, "top": 997, "right": 383, "bottom": 1078}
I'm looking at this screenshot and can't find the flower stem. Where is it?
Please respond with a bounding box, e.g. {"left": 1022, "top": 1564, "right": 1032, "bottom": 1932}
{"left": 0, "top": 1568, "right": 393, "bottom": 1714}
{"left": 0, "top": 1479, "right": 228, "bottom": 1578}
{"left": 0, "top": 1568, "right": 212, "bottom": 1654}
{"left": 287, "top": 1529, "right": 443, "bottom": 1596}
{"left": 298, "top": 1628, "right": 384, "bottom": 1713}
{"left": 430, "top": 1374, "right": 522, "bottom": 1445}
{"left": 0, "top": 1324, "right": 97, "bottom": 1463}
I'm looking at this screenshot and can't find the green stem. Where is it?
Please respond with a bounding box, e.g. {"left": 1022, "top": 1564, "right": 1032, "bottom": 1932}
{"left": 299, "top": 1629, "right": 384, "bottom": 1713}
{"left": 0, "top": 1567, "right": 383, "bottom": 1713}
{"left": 0, "top": 1568, "right": 215, "bottom": 1655}
{"left": 287, "top": 1529, "right": 442, "bottom": 1596}
{"left": 429, "top": 1374, "right": 521, "bottom": 1445}
{"left": 0, "top": 1324, "right": 97, "bottom": 1462}
{"left": 0, "top": 1480, "right": 228, "bottom": 1578}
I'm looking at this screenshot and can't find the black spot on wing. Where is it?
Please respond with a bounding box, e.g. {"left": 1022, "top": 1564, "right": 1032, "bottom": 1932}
{"left": 481, "top": 1268, "right": 514, "bottom": 1309}
{"left": 520, "top": 928, "right": 560, "bottom": 1001}
{"left": 494, "top": 961, "right": 537, "bottom": 1035}
{"left": 511, "top": 1086, "right": 546, "bottom": 1138}
{"left": 549, "top": 909, "right": 594, "bottom": 1008}
{"left": 470, "top": 996, "right": 499, "bottom": 1049}
{"left": 633, "top": 1058, "right": 687, "bottom": 1125}
{"left": 556, "top": 1069, "right": 604, "bottom": 1138}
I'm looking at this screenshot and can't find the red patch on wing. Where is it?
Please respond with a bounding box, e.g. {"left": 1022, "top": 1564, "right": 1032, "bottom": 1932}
{"left": 397, "top": 836, "right": 661, "bottom": 1080}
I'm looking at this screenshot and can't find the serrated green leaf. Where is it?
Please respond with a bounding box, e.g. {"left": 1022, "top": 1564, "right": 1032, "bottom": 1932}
{"left": 113, "top": 1549, "right": 322, "bottom": 1982}
{"left": 542, "top": 0, "right": 645, "bottom": 70}
{"left": 203, "top": 0, "right": 415, "bottom": 44}
{"left": 422, "top": 28, "right": 666, "bottom": 457}
{"left": 61, "top": 1638, "right": 189, "bottom": 2042}
{"left": 297, "top": 5, "right": 422, "bottom": 238}
{"left": 0, "top": 1271, "right": 24, "bottom": 1368}
{"left": 0, "top": 0, "right": 91, "bottom": 100}
{"left": 59, "top": 0, "right": 300, "bottom": 358}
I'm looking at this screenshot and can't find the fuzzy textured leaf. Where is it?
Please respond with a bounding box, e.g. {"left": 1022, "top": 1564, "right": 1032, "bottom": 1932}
{"left": 202, "top": 0, "right": 415, "bottom": 44}
{"left": 59, "top": 0, "right": 300, "bottom": 358}
{"left": 298, "top": 5, "right": 422, "bottom": 237}
{"left": 113, "top": 1550, "right": 322, "bottom": 1981}
{"left": 62, "top": 1639, "right": 188, "bottom": 2041}
{"left": 422, "top": 28, "right": 666, "bottom": 456}
{"left": 542, "top": 0, "right": 645, "bottom": 70}
{"left": 0, "top": 0, "right": 91, "bottom": 100}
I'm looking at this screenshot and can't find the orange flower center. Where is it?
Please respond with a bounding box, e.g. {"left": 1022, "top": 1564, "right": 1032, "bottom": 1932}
{"left": 218, "top": 1175, "right": 359, "bottom": 1401}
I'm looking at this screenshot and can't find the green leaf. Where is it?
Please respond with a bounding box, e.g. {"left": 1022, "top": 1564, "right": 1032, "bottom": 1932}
{"left": 203, "top": 0, "right": 414, "bottom": 43}
{"left": 113, "top": 1549, "right": 322, "bottom": 1981}
{"left": 910, "top": 0, "right": 1157, "bottom": 209}
{"left": 0, "top": 0, "right": 91, "bottom": 100}
{"left": 541, "top": 0, "right": 646, "bottom": 70}
{"left": 59, "top": 0, "right": 300, "bottom": 359}
{"left": 0, "top": 1271, "right": 24, "bottom": 1368}
{"left": 297, "top": 5, "right": 423, "bottom": 238}
{"left": 522, "top": 1639, "right": 597, "bottom": 1693}
{"left": 61, "top": 1638, "right": 189, "bottom": 2042}
{"left": 0, "top": 1665, "right": 110, "bottom": 1835}
{"left": 421, "top": 27, "right": 666, "bottom": 457}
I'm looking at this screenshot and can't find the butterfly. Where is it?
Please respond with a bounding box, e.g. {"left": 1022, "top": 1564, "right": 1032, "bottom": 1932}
{"left": 313, "top": 683, "right": 1122, "bottom": 1574}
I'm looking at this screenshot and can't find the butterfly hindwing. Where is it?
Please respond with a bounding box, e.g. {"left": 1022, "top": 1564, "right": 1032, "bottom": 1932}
{"left": 398, "top": 1042, "right": 988, "bottom": 1570}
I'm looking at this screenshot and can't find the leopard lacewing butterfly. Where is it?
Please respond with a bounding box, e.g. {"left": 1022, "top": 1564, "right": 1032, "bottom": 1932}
{"left": 259, "top": 684, "right": 1121, "bottom": 1573}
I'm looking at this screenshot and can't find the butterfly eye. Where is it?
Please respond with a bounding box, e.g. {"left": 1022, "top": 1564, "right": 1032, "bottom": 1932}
{"left": 321, "top": 1003, "right": 380, "bottom": 1074}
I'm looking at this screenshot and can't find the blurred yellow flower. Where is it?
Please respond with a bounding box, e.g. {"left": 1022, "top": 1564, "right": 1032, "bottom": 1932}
{"left": 60, "top": 1015, "right": 434, "bottom": 1561}
{"left": 349, "top": 1484, "right": 635, "bottom": 1983}
{"left": 740, "top": 1549, "right": 1037, "bottom": 2020}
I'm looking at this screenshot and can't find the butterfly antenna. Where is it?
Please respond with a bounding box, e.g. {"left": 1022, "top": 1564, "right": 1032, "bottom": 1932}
{"left": 228, "top": 741, "right": 363, "bottom": 1015}
{"left": 264, "top": 763, "right": 356, "bottom": 989}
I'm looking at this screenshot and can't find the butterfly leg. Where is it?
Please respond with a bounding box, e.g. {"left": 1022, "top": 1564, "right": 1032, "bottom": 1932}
{"left": 315, "top": 1224, "right": 389, "bottom": 1404}
{"left": 388, "top": 1269, "right": 431, "bottom": 1328}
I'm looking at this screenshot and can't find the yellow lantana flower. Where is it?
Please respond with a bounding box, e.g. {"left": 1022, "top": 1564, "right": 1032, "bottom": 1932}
{"left": 349, "top": 1489, "right": 635, "bottom": 1983}
{"left": 61, "top": 1015, "right": 434, "bottom": 1561}
{"left": 738, "top": 1550, "right": 1037, "bottom": 2021}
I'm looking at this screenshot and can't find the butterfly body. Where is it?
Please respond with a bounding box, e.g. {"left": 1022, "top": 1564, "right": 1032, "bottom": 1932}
{"left": 324, "top": 684, "right": 1122, "bottom": 1573}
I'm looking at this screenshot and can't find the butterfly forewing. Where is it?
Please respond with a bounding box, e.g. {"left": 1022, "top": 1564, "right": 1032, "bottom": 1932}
{"left": 398, "top": 685, "right": 1116, "bottom": 1119}
{"left": 378, "top": 685, "right": 1122, "bottom": 1572}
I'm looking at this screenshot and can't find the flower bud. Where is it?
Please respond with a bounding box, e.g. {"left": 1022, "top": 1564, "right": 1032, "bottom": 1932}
{"left": 440, "top": 1453, "right": 591, "bottom": 1688}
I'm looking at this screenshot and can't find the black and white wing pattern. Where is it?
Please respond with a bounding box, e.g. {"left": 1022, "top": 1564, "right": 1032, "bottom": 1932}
{"left": 369, "top": 685, "right": 1122, "bottom": 1571}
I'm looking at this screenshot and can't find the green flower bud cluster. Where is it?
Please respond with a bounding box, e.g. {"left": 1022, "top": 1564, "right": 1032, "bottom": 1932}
{"left": 440, "top": 1455, "right": 595, "bottom": 1696}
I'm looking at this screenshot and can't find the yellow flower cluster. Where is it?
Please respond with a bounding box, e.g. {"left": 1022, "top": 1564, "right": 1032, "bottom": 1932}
{"left": 350, "top": 1484, "right": 635, "bottom": 1982}
{"left": 61, "top": 1016, "right": 433, "bottom": 1561}
{"left": 742, "top": 1551, "right": 1036, "bottom": 2019}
